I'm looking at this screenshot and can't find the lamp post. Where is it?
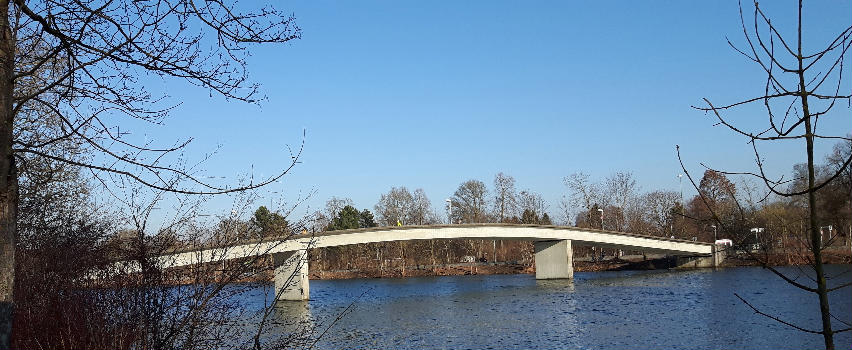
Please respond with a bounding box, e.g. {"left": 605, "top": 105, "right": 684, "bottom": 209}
{"left": 445, "top": 198, "right": 452, "bottom": 224}
{"left": 597, "top": 208, "right": 605, "bottom": 260}
{"left": 711, "top": 225, "right": 717, "bottom": 242}
{"left": 597, "top": 208, "right": 604, "bottom": 230}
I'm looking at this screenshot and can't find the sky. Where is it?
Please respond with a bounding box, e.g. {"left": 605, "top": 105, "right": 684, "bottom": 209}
{"left": 124, "top": 1, "right": 852, "bottom": 227}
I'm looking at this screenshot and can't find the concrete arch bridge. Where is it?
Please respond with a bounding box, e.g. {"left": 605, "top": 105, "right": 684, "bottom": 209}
{"left": 155, "top": 224, "right": 725, "bottom": 301}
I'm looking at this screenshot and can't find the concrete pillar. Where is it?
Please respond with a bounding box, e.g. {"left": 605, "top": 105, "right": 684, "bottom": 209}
{"left": 712, "top": 244, "right": 727, "bottom": 268}
{"left": 534, "top": 240, "right": 574, "bottom": 279}
{"left": 273, "top": 250, "right": 309, "bottom": 301}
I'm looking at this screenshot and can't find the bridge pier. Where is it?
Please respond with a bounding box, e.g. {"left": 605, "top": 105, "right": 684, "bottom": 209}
{"left": 712, "top": 244, "right": 727, "bottom": 267}
{"left": 273, "top": 250, "right": 309, "bottom": 301}
{"left": 534, "top": 240, "right": 574, "bottom": 279}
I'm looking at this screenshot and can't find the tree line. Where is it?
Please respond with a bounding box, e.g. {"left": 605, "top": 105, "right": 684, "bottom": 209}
{"left": 267, "top": 144, "right": 850, "bottom": 274}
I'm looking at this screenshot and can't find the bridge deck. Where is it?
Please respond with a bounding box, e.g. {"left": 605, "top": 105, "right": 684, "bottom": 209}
{"left": 156, "top": 224, "right": 713, "bottom": 269}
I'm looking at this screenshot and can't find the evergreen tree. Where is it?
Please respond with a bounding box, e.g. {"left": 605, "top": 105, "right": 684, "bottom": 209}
{"left": 540, "top": 213, "right": 552, "bottom": 225}
{"left": 359, "top": 209, "right": 378, "bottom": 228}
{"left": 251, "top": 206, "right": 288, "bottom": 237}
{"left": 520, "top": 209, "right": 540, "bottom": 224}
{"left": 327, "top": 205, "right": 361, "bottom": 231}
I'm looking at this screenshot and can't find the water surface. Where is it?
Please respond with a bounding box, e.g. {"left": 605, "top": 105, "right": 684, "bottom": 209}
{"left": 253, "top": 266, "right": 852, "bottom": 349}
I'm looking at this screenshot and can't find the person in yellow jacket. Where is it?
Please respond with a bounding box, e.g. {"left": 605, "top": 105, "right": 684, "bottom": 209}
{"left": 396, "top": 219, "right": 402, "bottom": 226}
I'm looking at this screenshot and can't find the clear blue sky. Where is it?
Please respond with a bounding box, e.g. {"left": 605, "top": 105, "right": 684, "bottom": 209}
{"left": 132, "top": 1, "right": 851, "bottom": 225}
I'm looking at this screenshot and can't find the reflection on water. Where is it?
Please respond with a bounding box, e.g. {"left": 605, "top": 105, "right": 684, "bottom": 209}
{"left": 271, "top": 301, "right": 313, "bottom": 330}
{"left": 238, "top": 266, "right": 851, "bottom": 349}
{"left": 534, "top": 278, "right": 576, "bottom": 292}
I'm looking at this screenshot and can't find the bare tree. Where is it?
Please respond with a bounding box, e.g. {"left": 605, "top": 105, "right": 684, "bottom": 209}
{"left": 307, "top": 210, "right": 329, "bottom": 234}
{"left": 517, "top": 190, "right": 548, "bottom": 219}
{"left": 827, "top": 138, "right": 852, "bottom": 195}
{"left": 492, "top": 172, "right": 517, "bottom": 222}
{"left": 561, "top": 172, "right": 601, "bottom": 226}
{"left": 374, "top": 187, "right": 414, "bottom": 226}
{"left": 450, "top": 180, "right": 489, "bottom": 224}
{"left": 12, "top": 162, "right": 321, "bottom": 350}
{"left": 642, "top": 190, "right": 681, "bottom": 236}
{"left": 410, "top": 188, "right": 436, "bottom": 225}
{"left": 685, "top": 2, "right": 852, "bottom": 348}
{"left": 0, "top": 0, "right": 303, "bottom": 347}
{"left": 603, "top": 171, "right": 638, "bottom": 232}
{"left": 324, "top": 197, "right": 354, "bottom": 220}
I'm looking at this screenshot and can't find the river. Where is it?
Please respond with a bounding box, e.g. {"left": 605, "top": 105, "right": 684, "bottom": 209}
{"left": 244, "top": 265, "right": 851, "bottom": 349}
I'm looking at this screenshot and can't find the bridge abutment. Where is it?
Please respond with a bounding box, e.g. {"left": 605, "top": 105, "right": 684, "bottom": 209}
{"left": 672, "top": 244, "right": 729, "bottom": 269}
{"left": 712, "top": 244, "right": 727, "bottom": 267}
{"left": 534, "top": 239, "right": 574, "bottom": 279}
{"left": 273, "top": 250, "right": 309, "bottom": 301}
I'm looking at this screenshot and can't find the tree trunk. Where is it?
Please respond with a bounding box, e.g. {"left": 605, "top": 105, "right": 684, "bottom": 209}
{"left": 492, "top": 240, "right": 496, "bottom": 262}
{"left": 430, "top": 240, "right": 435, "bottom": 272}
{"left": 0, "top": 0, "right": 16, "bottom": 347}
{"left": 399, "top": 242, "right": 405, "bottom": 277}
{"left": 800, "top": 44, "right": 834, "bottom": 348}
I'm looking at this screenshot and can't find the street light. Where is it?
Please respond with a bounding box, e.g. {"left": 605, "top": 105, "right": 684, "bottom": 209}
{"left": 445, "top": 198, "right": 453, "bottom": 224}
{"left": 711, "top": 225, "right": 717, "bottom": 242}
{"left": 597, "top": 208, "right": 604, "bottom": 230}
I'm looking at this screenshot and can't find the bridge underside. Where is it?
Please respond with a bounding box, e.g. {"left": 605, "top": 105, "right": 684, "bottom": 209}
{"left": 158, "top": 225, "right": 721, "bottom": 301}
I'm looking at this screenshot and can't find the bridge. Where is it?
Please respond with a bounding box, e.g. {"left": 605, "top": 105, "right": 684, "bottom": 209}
{"left": 154, "top": 224, "right": 724, "bottom": 301}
